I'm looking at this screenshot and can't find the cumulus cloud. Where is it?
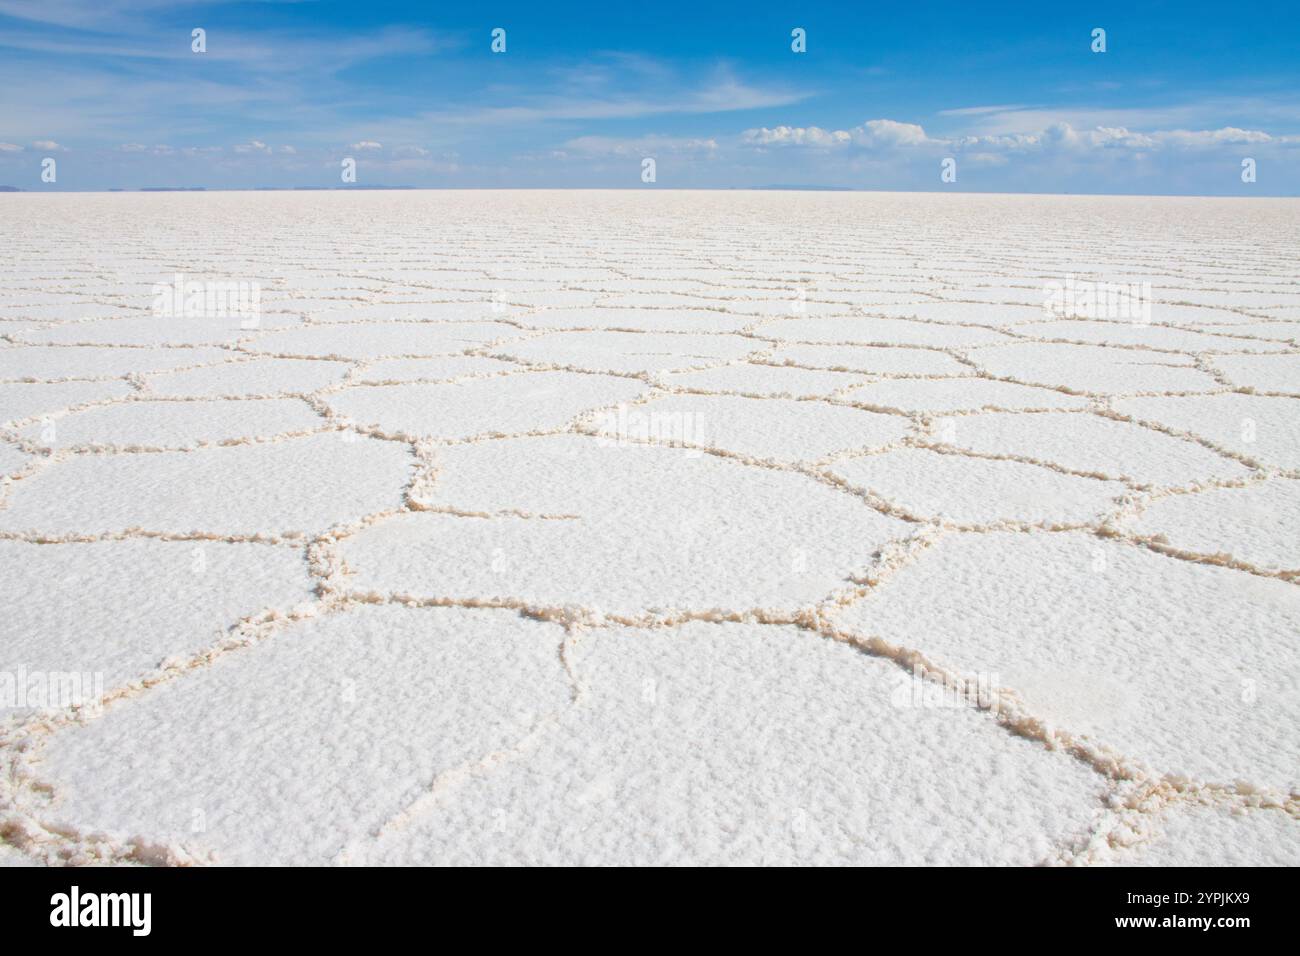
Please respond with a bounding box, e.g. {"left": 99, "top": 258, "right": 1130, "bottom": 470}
{"left": 233, "top": 140, "right": 271, "bottom": 154}
{"left": 743, "top": 119, "right": 937, "bottom": 149}
{"left": 853, "top": 119, "right": 936, "bottom": 147}
{"left": 742, "top": 125, "right": 849, "bottom": 148}
{"left": 32, "top": 140, "right": 64, "bottom": 151}
{"left": 0, "top": 142, "right": 23, "bottom": 152}
{"left": 1154, "top": 126, "right": 1276, "bottom": 147}
{"left": 350, "top": 141, "right": 383, "bottom": 151}
{"left": 997, "top": 123, "right": 1284, "bottom": 152}
{"left": 741, "top": 118, "right": 1291, "bottom": 156}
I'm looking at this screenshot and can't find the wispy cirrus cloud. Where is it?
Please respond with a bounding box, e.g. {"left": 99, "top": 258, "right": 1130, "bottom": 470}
{"left": 559, "top": 134, "right": 718, "bottom": 156}
{"left": 0, "top": 25, "right": 452, "bottom": 73}
{"left": 412, "top": 74, "right": 809, "bottom": 128}
{"left": 0, "top": 0, "right": 184, "bottom": 29}
{"left": 937, "top": 104, "right": 1030, "bottom": 117}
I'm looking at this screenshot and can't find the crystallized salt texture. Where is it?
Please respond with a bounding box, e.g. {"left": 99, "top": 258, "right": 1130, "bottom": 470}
{"left": 3, "top": 191, "right": 1297, "bottom": 866}
{"left": 359, "top": 621, "right": 1106, "bottom": 865}
{"left": 832, "top": 531, "right": 1300, "bottom": 788}
{"left": 0, "top": 432, "right": 411, "bottom": 536}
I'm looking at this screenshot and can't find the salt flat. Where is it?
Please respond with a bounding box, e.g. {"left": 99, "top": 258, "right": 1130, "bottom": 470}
{"left": 1, "top": 190, "right": 1297, "bottom": 866}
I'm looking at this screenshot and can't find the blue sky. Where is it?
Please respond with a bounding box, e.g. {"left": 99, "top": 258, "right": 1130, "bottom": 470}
{"left": 1, "top": 0, "right": 1298, "bottom": 193}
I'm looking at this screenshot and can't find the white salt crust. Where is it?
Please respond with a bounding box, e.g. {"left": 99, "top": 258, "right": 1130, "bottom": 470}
{"left": 1, "top": 191, "right": 1296, "bottom": 866}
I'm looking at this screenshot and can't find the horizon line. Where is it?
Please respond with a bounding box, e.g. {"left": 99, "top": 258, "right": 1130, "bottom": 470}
{"left": 2, "top": 186, "right": 1296, "bottom": 200}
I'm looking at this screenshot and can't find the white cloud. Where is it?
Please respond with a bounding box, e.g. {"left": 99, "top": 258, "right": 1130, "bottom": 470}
{"left": 0, "top": 142, "right": 23, "bottom": 152}
{"left": 1156, "top": 126, "right": 1274, "bottom": 147}
{"left": 741, "top": 118, "right": 1292, "bottom": 156}
{"left": 563, "top": 135, "right": 718, "bottom": 156}
{"left": 233, "top": 140, "right": 271, "bottom": 154}
{"left": 31, "top": 139, "right": 64, "bottom": 151}
{"left": 118, "top": 142, "right": 174, "bottom": 155}
{"left": 952, "top": 131, "right": 1044, "bottom": 150}
{"left": 1020, "top": 123, "right": 1281, "bottom": 152}
{"left": 350, "top": 140, "right": 383, "bottom": 151}
{"left": 742, "top": 126, "right": 850, "bottom": 148}
{"left": 853, "top": 119, "right": 936, "bottom": 147}
{"left": 939, "top": 98, "right": 1300, "bottom": 137}
{"left": 743, "top": 119, "right": 937, "bottom": 150}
